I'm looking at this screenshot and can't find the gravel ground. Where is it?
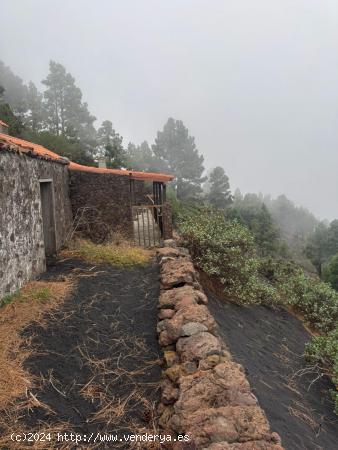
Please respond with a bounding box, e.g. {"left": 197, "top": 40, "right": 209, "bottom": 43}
{"left": 207, "top": 292, "right": 338, "bottom": 450}
{"left": 19, "top": 257, "right": 161, "bottom": 448}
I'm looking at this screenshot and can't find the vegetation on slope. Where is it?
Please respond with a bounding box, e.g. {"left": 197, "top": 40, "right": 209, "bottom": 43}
{"left": 178, "top": 206, "right": 338, "bottom": 414}
{"left": 306, "top": 328, "right": 338, "bottom": 414}
{"left": 179, "top": 208, "right": 275, "bottom": 303}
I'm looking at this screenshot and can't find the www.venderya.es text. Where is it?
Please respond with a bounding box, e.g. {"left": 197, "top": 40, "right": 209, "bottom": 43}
{"left": 11, "top": 432, "right": 190, "bottom": 444}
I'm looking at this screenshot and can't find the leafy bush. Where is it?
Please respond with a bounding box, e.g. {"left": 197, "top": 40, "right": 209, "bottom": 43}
{"left": 179, "top": 208, "right": 277, "bottom": 303}
{"left": 285, "top": 278, "right": 338, "bottom": 332}
{"left": 179, "top": 208, "right": 338, "bottom": 414}
{"left": 306, "top": 327, "right": 338, "bottom": 414}
{"left": 258, "top": 257, "right": 338, "bottom": 332}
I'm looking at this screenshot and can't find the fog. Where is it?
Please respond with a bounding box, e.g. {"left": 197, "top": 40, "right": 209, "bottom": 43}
{"left": 1, "top": 0, "right": 337, "bottom": 220}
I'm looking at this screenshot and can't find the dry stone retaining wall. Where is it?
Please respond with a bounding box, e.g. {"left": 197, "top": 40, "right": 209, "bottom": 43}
{"left": 156, "top": 244, "right": 284, "bottom": 450}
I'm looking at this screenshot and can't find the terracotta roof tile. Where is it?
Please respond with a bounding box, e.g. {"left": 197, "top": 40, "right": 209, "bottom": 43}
{"left": 0, "top": 133, "right": 174, "bottom": 182}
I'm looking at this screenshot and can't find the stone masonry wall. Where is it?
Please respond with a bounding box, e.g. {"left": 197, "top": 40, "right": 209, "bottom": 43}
{"left": 69, "top": 171, "right": 149, "bottom": 242}
{"left": 156, "top": 245, "right": 284, "bottom": 450}
{"left": 0, "top": 150, "right": 72, "bottom": 299}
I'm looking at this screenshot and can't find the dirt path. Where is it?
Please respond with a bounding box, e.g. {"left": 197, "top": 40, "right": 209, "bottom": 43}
{"left": 17, "top": 258, "right": 161, "bottom": 448}
{"left": 207, "top": 292, "right": 338, "bottom": 450}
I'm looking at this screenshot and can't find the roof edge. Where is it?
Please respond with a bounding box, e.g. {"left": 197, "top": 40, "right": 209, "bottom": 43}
{"left": 0, "top": 140, "right": 69, "bottom": 165}
{"left": 0, "top": 132, "right": 174, "bottom": 182}
{"left": 69, "top": 161, "right": 174, "bottom": 182}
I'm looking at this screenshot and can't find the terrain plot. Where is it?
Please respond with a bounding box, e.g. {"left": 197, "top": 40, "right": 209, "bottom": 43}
{"left": 2, "top": 257, "right": 161, "bottom": 449}
{"left": 207, "top": 292, "right": 338, "bottom": 450}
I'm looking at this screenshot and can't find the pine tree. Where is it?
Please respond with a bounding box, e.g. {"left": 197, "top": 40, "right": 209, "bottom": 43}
{"left": 97, "top": 120, "right": 126, "bottom": 168}
{"left": 328, "top": 220, "right": 338, "bottom": 256}
{"left": 152, "top": 118, "right": 206, "bottom": 200}
{"left": 0, "top": 60, "right": 28, "bottom": 116}
{"left": 127, "top": 141, "right": 167, "bottom": 172}
{"left": 42, "top": 61, "right": 96, "bottom": 150}
{"left": 127, "top": 141, "right": 151, "bottom": 171}
{"left": 233, "top": 188, "right": 243, "bottom": 204}
{"left": 305, "top": 223, "right": 330, "bottom": 277}
{"left": 254, "top": 204, "right": 280, "bottom": 256}
{"left": 207, "top": 166, "right": 233, "bottom": 209}
{"left": 42, "top": 61, "right": 67, "bottom": 135}
{"left": 0, "top": 85, "right": 24, "bottom": 136}
{"left": 25, "top": 82, "right": 44, "bottom": 132}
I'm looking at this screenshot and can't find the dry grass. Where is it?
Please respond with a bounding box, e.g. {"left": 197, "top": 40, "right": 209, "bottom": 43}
{"left": 0, "top": 280, "right": 72, "bottom": 409}
{"left": 0, "top": 255, "right": 160, "bottom": 448}
{"left": 289, "top": 400, "right": 320, "bottom": 433}
{"left": 0, "top": 420, "right": 75, "bottom": 450}
{"left": 0, "top": 279, "right": 73, "bottom": 449}
{"left": 77, "top": 324, "right": 162, "bottom": 449}
{"left": 61, "top": 238, "right": 152, "bottom": 268}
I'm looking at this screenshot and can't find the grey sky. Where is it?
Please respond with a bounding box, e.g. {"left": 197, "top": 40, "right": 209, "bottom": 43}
{"left": 1, "top": 0, "right": 337, "bottom": 220}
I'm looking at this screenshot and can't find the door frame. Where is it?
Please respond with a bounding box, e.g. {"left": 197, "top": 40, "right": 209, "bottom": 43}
{"left": 39, "top": 178, "right": 57, "bottom": 256}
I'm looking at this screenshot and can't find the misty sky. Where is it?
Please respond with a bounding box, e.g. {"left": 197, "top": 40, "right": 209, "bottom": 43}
{"left": 1, "top": 0, "right": 337, "bottom": 220}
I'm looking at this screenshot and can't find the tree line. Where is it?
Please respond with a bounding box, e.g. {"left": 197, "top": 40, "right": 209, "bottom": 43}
{"left": 0, "top": 60, "right": 216, "bottom": 201}
{"left": 0, "top": 60, "right": 123, "bottom": 166}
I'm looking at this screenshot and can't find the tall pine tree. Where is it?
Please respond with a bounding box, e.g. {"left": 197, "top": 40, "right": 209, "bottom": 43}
{"left": 126, "top": 141, "right": 167, "bottom": 172}
{"left": 97, "top": 120, "right": 126, "bottom": 168}
{"left": 0, "top": 60, "right": 28, "bottom": 116}
{"left": 42, "top": 61, "right": 96, "bottom": 152}
{"left": 152, "top": 118, "right": 206, "bottom": 200}
{"left": 25, "top": 82, "right": 44, "bottom": 132}
{"left": 207, "top": 166, "right": 233, "bottom": 209}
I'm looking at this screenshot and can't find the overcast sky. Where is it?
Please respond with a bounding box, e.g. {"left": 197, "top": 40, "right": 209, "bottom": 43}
{"left": 1, "top": 0, "right": 337, "bottom": 220}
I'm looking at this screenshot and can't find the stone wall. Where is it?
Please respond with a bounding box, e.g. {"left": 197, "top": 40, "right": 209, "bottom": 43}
{"left": 69, "top": 171, "right": 153, "bottom": 242}
{"left": 0, "top": 149, "right": 72, "bottom": 299}
{"left": 156, "top": 245, "right": 284, "bottom": 450}
{"left": 70, "top": 171, "right": 135, "bottom": 241}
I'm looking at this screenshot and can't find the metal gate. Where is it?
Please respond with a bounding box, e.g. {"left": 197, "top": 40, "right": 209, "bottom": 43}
{"left": 132, "top": 205, "right": 163, "bottom": 247}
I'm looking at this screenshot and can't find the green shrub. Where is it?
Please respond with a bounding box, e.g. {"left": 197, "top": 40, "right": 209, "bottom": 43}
{"left": 259, "top": 257, "right": 338, "bottom": 332}
{"left": 179, "top": 208, "right": 277, "bottom": 303}
{"left": 275, "top": 270, "right": 338, "bottom": 333}
{"left": 306, "top": 327, "right": 338, "bottom": 414}
{"left": 1, "top": 291, "right": 18, "bottom": 306}
{"left": 179, "top": 208, "right": 338, "bottom": 415}
{"left": 1, "top": 286, "right": 51, "bottom": 307}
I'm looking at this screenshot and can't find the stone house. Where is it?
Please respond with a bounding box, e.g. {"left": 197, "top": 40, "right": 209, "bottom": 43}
{"left": 0, "top": 127, "right": 173, "bottom": 300}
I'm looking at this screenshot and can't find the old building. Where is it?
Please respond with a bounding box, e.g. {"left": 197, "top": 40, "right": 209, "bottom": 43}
{"left": 0, "top": 134, "right": 73, "bottom": 299}
{"left": 0, "top": 128, "right": 173, "bottom": 299}
{"left": 69, "top": 161, "right": 173, "bottom": 245}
